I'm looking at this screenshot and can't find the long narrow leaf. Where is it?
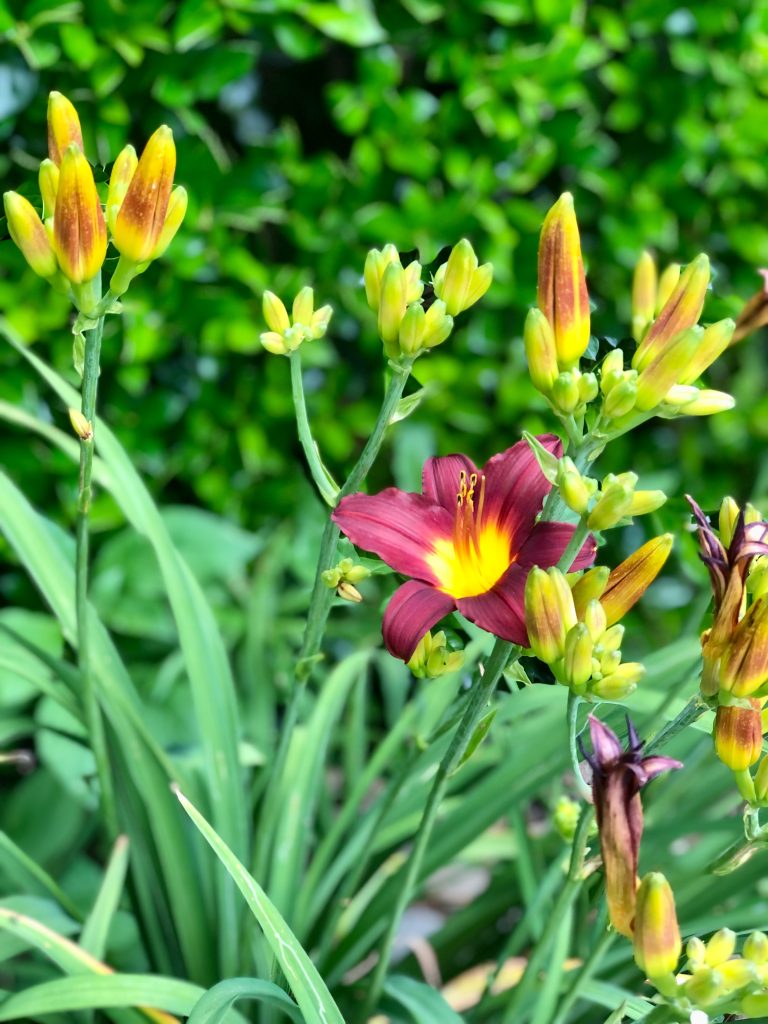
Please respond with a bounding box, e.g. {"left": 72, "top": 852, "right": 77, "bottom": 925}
{"left": 80, "top": 834, "right": 130, "bottom": 958}
{"left": 186, "top": 978, "right": 303, "bottom": 1024}
{"left": 175, "top": 788, "right": 345, "bottom": 1024}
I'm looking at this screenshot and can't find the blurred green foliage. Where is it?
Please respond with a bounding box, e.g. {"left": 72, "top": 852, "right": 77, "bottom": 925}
{"left": 1, "top": 0, "right": 768, "bottom": 619}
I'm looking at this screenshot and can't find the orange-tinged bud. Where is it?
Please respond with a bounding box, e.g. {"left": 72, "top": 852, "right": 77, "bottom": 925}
{"left": 3, "top": 191, "right": 59, "bottom": 279}
{"left": 632, "top": 250, "right": 657, "bottom": 342}
{"left": 720, "top": 597, "right": 768, "bottom": 698}
{"left": 52, "top": 145, "right": 107, "bottom": 284}
{"left": 656, "top": 263, "right": 681, "bottom": 312}
{"left": 112, "top": 125, "right": 176, "bottom": 263}
{"left": 714, "top": 701, "right": 763, "bottom": 771}
{"left": 537, "top": 192, "right": 590, "bottom": 369}
{"left": 151, "top": 185, "right": 187, "bottom": 259}
{"left": 38, "top": 159, "right": 59, "bottom": 219}
{"left": 47, "top": 91, "right": 83, "bottom": 166}
{"left": 633, "top": 254, "right": 710, "bottom": 370}
{"left": 633, "top": 872, "right": 682, "bottom": 979}
{"left": 600, "top": 535, "right": 673, "bottom": 627}
{"left": 106, "top": 144, "right": 138, "bottom": 235}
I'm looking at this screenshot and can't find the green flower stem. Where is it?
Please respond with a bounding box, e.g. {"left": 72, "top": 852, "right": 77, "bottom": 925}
{"left": 567, "top": 692, "right": 592, "bottom": 801}
{"left": 502, "top": 804, "right": 593, "bottom": 1023}
{"left": 362, "top": 517, "right": 591, "bottom": 1019}
{"left": 253, "top": 359, "right": 413, "bottom": 884}
{"left": 550, "top": 924, "right": 615, "bottom": 1024}
{"left": 289, "top": 350, "right": 340, "bottom": 506}
{"left": 76, "top": 316, "right": 118, "bottom": 838}
{"left": 645, "top": 694, "right": 708, "bottom": 754}
{"left": 360, "top": 636, "right": 517, "bottom": 1021}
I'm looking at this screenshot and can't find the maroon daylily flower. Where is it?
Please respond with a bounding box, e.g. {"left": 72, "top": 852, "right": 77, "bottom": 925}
{"left": 332, "top": 435, "right": 596, "bottom": 660}
{"left": 582, "top": 715, "right": 681, "bottom": 938}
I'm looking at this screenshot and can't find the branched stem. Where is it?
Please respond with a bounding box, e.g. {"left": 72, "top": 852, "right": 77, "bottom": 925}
{"left": 254, "top": 359, "right": 413, "bottom": 883}
{"left": 76, "top": 315, "right": 117, "bottom": 838}
{"left": 567, "top": 692, "right": 592, "bottom": 801}
{"left": 289, "top": 350, "right": 340, "bottom": 506}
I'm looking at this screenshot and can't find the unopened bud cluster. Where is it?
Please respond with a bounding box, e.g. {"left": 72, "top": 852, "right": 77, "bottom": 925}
{"left": 4, "top": 91, "right": 186, "bottom": 315}
{"left": 321, "top": 558, "right": 370, "bottom": 603}
{"left": 364, "top": 239, "right": 491, "bottom": 361}
{"left": 690, "top": 496, "right": 768, "bottom": 802}
{"left": 644, "top": 924, "right": 768, "bottom": 1021}
{"left": 261, "top": 287, "right": 333, "bottom": 356}
{"left": 525, "top": 197, "right": 735, "bottom": 428}
{"left": 525, "top": 434, "right": 667, "bottom": 531}
{"left": 407, "top": 630, "right": 464, "bottom": 679}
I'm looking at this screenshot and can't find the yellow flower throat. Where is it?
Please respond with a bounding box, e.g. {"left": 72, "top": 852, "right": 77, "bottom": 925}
{"left": 427, "top": 471, "right": 512, "bottom": 599}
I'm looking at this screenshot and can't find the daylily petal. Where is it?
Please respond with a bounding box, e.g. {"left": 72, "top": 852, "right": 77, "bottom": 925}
{"left": 456, "top": 564, "right": 528, "bottom": 644}
{"left": 640, "top": 755, "right": 684, "bottom": 780}
{"left": 587, "top": 715, "right": 623, "bottom": 765}
{"left": 480, "top": 435, "right": 562, "bottom": 544}
{"left": 332, "top": 489, "right": 452, "bottom": 584}
{"left": 517, "top": 521, "right": 596, "bottom": 572}
{"left": 382, "top": 580, "right": 456, "bottom": 661}
{"left": 422, "top": 454, "right": 479, "bottom": 509}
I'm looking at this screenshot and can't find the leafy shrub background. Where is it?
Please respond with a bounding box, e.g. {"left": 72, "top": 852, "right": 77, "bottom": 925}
{"left": 1, "top": 0, "right": 768, "bottom": 641}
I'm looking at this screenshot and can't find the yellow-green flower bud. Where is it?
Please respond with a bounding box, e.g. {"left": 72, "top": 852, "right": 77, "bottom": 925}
{"left": 38, "top": 158, "right": 59, "bottom": 220}
{"left": 337, "top": 580, "right": 363, "bottom": 603}
{"left": 678, "top": 318, "right": 735, "bottom": 386}
{"left": 263, "top": 291, "right": 290, "bottom": 333}
{"left": 687, "top": 936, "right": 706, "bottom": 967}
{"left": 378, "top": 261, "right": 408, "bottom": 348}
{"left": 525, "top": 566, "right": 577, "bottom": 664}
{"left": 597, "top": 624, "right": 624, "bottom": 654}
{"left": 310, "top": 304, "right": 333, "bottom": 340}
{"left": 656, "top": 262, "right": 681, "bottom": 313}
{"left": 47, "top": 90, "right": 83, "bottom": 166}
{"left": 583, "top": 598, "right": 607, "bottom": 641}
{"left": 433, "top": 238, "right": 492, "bottom": 316}
{"left": 261, "top": 332, "right": 288, "bottom": 356}
{"left": 754, "top": 756, "right": 768, "bottom": 804}
{"left": 718, "top": 957, "right": 757, "bottom": 992}
{"left": 633, "top": 872, "right": 682, "bottom": 979}
{"left": 553, "top": 795, "right": 581, "bottom": 841}
{"left": 563, "top": 623, "right": 594, "bottom": 689}
{"left": 321, "top": 568, "right": 342, "bottom": 589}
{"left": 587, "top": 484, "right": 634, "bottom": 532}
{"left": 421, "top": 299, "right": 453, "bottom": 350}
{"left": 552, "top": 371, "right": 581, "bottom": 414}
{"left": 744, "top": 931, "right": 768, "bottom": 964}
{"left": 673, "top": 388, "right": 735, "bottom": 416}
{"left": 524, "top": 307, "right": 559, "bottom": 394}
{"left": 364, "top": 244, "right": 399, "bottom": 310}
{"left": 742, "top": 992, "right": 768, "bottom": 1018}
{"left": 68, "top": 408, "right": 92, "bottom": 440}
{"left": 635, "top": 327, "right": 704, "bottom": 412}
{"left": 292, "top": 286, "right": 315, "bottom": 327}
{"left": 682, "top": 966, "right": 723, "bottom": 1007}
{"left": 590, "top": 662, "right": 644, "bottom": 699}
{"left": 634, "top": 254, "right": 710, "bottom": 370}
{"left": 719, "top": 497, "right": 741, "bottom": 549}
{"left": 3, "top": 191, "right": 59, "bottom": 279}
{"left": 627, "top": 490, "right": 667, "bottom": 517}
{"left": 632, "top": 250, "right": 658, "bottom": 342}
{"left": 705, "top": 928, "right": 737, "bottom": 967}
{"left": 571, "top": 566, "right": 609, "bottom": 619}
{"left": 600, "top": 349, "right": 625, "bottom": 394}
{"left": 557, "top": 457, "right": 594, "bottom": 515}
{"left": 603, "top": 376, "right": 638, "bottom": 420}
{"left": 579, "top": 372, "right": 598, "bottom": 404}
{"left": 408, "top": 630, "right": 464, "bottom": 679}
